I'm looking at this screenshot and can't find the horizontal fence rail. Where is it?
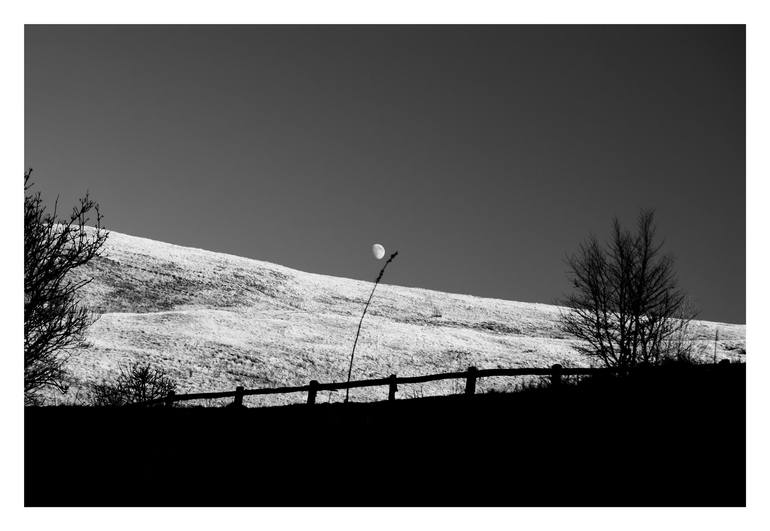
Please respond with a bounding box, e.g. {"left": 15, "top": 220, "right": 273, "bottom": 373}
{"left": 131, "top": 360, "right": 734, "bottom": 408}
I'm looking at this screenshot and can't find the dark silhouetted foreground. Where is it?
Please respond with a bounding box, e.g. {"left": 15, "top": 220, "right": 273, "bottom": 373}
{"left": 25, "top": 363, "right": 744, "bottom": 506}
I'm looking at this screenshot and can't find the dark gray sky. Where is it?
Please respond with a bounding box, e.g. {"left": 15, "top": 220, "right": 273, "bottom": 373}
{"left": 25, "top": 25, "right": 745, "bottom": 323}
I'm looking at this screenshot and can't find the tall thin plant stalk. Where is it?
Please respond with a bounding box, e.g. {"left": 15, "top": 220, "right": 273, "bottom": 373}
{"left": 344, "top": 251, "right": 398, "bottom": 403}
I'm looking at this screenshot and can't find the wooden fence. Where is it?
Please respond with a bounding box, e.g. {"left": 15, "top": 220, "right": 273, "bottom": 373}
{"left": 135, "top": 364, "right": 594, "bottom": 408}
{"left": 135, "top": 360, "right": 734, "bottom": 408}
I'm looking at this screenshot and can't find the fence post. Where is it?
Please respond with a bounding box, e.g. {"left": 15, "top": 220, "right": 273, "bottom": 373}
{"left": 388, "top": 374, "right": 398, "bottom": 401}
{"left": 232, "top": 386, "right": 244, "bottom": 407}
{"left": 307, "top": 380, "right": 319, "bottom": 405}
{"left": 465, "top": 366, "right": 478, "bottom": 395}
{"left": 551, "top": 364, "right": 563, "bottom": 389}
{"left": 165, "top": 390, "right": 175, "bottom": 408}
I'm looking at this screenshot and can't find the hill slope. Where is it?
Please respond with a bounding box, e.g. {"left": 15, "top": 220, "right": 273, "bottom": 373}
{"left": 57, "top": 230, "right": 745, "bottom": 405}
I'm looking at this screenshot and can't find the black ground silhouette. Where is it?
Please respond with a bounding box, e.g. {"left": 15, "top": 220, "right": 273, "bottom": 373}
{"left": 25, "top": 363, "right": 744, "bottom": 506}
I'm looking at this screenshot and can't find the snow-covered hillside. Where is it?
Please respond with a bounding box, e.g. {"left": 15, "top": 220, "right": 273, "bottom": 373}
{"left": 57, "top": 230, "right": 746, "bottom": 405}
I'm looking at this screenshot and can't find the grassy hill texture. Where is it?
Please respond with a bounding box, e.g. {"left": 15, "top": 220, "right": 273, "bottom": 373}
{"left": 54, "top": 229, "right": 746, "bottom": 405}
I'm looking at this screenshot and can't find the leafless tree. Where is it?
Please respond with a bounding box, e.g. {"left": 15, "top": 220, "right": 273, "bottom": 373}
{"left": 24, "top": 169, "right": 108, "bottom": 404}
{"left": 560, "top": 210, "right": 696, "bottom": 368}
{"left": 91, "top": 363, "right": 176, "bottom": 406}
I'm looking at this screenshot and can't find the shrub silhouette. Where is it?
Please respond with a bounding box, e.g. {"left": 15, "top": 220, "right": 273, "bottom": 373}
{"left": 91, "top": 362, "right": 176, "bottom": 406}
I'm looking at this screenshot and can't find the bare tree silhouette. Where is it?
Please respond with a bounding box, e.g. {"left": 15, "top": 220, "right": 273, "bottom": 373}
{"left": 24, "top": 169, "right": 108, "bottom": 404}
{"left": 560, "top": 210, "right": 695, "bottom": 368}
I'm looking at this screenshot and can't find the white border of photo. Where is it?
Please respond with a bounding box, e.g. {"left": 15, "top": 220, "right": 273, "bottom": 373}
{"left": 1, "top": 2, "right": 766, "bottom": 530}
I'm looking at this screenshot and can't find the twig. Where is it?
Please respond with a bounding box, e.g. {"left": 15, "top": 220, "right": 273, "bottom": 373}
{"left": 344, "top": 251, "right": 398, "bottom": 403}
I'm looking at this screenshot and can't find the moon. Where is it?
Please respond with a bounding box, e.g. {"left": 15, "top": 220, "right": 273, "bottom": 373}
{"left": 372, "top": 243, "right": 385, "bottom": 260}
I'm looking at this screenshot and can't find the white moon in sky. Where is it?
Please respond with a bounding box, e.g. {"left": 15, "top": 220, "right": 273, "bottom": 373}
{"left": 372, "top": 243, "right": 385, "bottom": 260}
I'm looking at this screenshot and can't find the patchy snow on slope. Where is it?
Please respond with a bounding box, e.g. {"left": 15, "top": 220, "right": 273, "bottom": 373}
{"left": 53, "top": 229, "right": 746, "bottom": 405}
